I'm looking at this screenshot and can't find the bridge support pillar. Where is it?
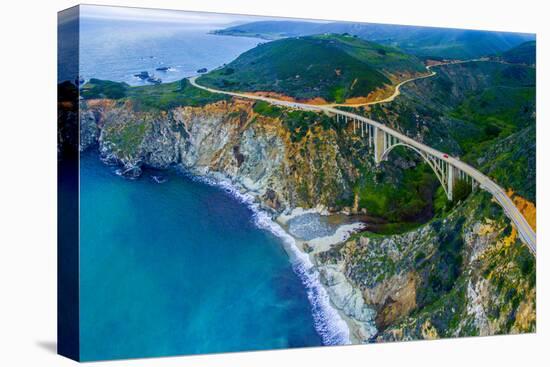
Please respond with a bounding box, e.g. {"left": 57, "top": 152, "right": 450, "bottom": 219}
{"left": 447, "top": 164, "right": 457, "bottom": 201}
{"left": 374, "top": 127, "right": 385, "bottom": 164}
{"left": 369, "top": 126, "right": 373, "bottom": 148}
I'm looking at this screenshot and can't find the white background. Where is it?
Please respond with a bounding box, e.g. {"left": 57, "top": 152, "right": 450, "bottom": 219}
{"left": 0, "top": 0, "right": 547, "bottom": 365}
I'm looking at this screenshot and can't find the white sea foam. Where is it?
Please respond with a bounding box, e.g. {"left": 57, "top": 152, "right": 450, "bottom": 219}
{"left": 184, "top": 171, "right": 351, "bottom": 345}
{"left": 252, "top": 210, "right": 352, "bottom": 345}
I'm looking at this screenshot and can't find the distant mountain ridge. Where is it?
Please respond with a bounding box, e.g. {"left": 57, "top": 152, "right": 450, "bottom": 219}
{"left": 212, "top": 20, "right": 326, "bottom": 40}
{"left": 214, "top": 20, "right": 535, "bottom": 59}
{"left": 198, "top": 34, "right": 427, "bottom": 103}
{"left": 497, "top": 41, "right": 536, "bottom": 66}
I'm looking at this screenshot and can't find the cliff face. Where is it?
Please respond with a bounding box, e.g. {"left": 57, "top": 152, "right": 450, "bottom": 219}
{"left": 80, "top": 98, "right": 368, "bottom": 213}
{"left": 317, "top": 191, "right": 536, "bottom": 341}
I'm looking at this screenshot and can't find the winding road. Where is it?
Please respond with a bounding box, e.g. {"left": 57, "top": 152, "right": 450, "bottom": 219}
{"left": 188, "top": 68, "right": 536, "bottom": 255}
{"left": 326, "top": 58, "right": 488, "bottom": 107}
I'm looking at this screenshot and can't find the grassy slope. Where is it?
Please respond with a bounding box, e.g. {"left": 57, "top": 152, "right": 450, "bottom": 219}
{"left": 437, "top": 64, "right": 535, "bottom": 202}
{"left": 498, "top": 40, "right": 536, "bottom": 65}
{"left": 429, "top": 62, "right": 536, "bottom": 155}
{"left": 199, "top": 34, "right": 425, "bottom": 103}
{"left": 81, "top": 78, "right": 228, "bottom": 110}
{"left": 471, "top": 125, "right": 536, "bottom": 202}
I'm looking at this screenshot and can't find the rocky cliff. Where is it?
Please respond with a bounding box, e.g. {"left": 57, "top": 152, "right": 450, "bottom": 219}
{"left": 80, "top": 97, "right": 372, "bottom": 214}
{"left": 317, "top": 190, "right": 535, "bottom": 341}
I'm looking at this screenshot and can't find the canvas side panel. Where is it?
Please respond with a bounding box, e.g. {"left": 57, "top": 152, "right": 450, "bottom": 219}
{"left": 57, "top": 5, "right": 80, "bottom": 362}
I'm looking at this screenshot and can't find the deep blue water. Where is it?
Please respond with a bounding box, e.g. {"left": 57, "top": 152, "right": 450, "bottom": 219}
{"left": 79, "top": 153, "right": 324, "bottom": 360}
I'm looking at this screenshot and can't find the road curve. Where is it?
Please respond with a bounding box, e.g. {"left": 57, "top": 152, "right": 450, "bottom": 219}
{"left": 325, "top": 71, "right": 436, "bottom": 107}
{"left": 325, "top": 58, "right": 487, "bottom": 108}
{"left": 188, "top": 76, "right": 536, "bottom": 254}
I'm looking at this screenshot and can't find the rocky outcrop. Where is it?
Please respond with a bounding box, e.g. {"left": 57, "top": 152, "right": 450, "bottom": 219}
{"left": 79, "top": 109, "right": 99, "bottom": 151}
{"left": 316, "top": 191, "right": 536, "bottom": 341}
{"left": 318, "top": 262, "right": 377, "bottom": 342}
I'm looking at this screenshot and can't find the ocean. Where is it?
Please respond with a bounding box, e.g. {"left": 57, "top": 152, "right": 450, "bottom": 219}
{"left": 79, "top": 18, "right": 263, "bottom": 85}
{"left": 78, "top": 18, "right": 348, "bottom": 360}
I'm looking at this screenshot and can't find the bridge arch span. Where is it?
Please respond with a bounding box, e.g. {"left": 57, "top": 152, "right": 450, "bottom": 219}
{"left": 380, "top": 142, "right": 451, "bottom": 199}
{"left": 187, "top": 76, "right": 536, "bottom": 253}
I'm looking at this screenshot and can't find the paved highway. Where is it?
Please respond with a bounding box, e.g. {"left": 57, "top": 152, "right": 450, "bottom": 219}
{"left": 188, "top": 76, "right": 536, "bottom": 254}
{"left": 324, "top": 59, "right": 488, "bottom": 108}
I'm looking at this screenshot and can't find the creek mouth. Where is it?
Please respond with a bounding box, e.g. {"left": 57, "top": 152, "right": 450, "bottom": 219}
{"left": 284, "top": 210, "right": 429, "bottom": 240}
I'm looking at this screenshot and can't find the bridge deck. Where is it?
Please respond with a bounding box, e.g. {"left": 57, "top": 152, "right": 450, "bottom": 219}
{"left": 188, "top": 76, "right": 536, "bottom": 254}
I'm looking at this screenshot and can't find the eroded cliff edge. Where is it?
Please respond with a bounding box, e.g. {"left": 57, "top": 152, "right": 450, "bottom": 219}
{"left": 81, "top": 98, "right": 365, "bottom": 213}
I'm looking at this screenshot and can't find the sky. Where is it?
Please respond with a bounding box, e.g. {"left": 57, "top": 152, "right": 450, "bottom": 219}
{"left": 79, "top": 4, "right": 292, "bottom": 26}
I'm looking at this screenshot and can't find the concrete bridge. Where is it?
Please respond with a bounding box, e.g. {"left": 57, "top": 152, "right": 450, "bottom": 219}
{"left": 188, "top": 76, "right": 536, "bottom": 254}
{"left": 335, "top": 112, "right": 473, "bottom": 202}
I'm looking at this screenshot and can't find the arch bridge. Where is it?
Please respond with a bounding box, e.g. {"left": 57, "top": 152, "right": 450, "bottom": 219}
{"left": 328, "top": 108, "right": 535, "bottom": 254}
{"left": 187, "top": 76, "right": 536, "bottom": 254}
{"left": 334, "top": 112, "right": 474, "bottom": 202}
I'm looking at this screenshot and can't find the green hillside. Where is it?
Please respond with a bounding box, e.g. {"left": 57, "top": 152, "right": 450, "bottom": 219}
{"left": 80, "top": 78, "right": 228, "bottom": 110}
{"left": 498, "top": 41, "right": 536, "bottom": 66}
{"left": 356, "top": 61, "right": 535, "bottom": 201}
{"left": 198, "top": 34, "right": 426, "bottom": 103}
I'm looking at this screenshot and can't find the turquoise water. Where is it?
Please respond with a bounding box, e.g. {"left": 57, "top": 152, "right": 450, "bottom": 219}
{"left": 77, "top": 12, "right": 350, "bottom": 360}
{"left": 79, "top": 153, "right": 327, "bottom": 360}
